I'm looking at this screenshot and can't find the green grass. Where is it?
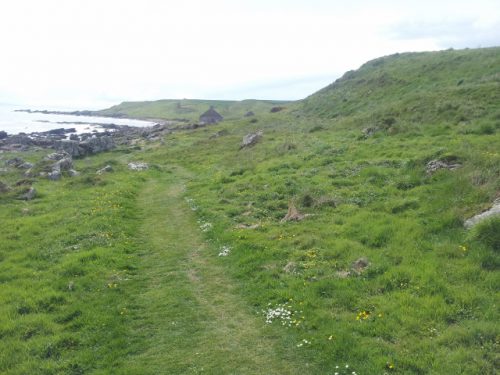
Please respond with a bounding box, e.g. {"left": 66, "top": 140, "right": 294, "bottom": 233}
{"left": 1, "top": 46, "right": 499, "bottom": 374}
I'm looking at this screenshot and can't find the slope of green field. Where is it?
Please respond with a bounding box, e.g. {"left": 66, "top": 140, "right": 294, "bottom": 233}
{"left": 1, "top": 47, "right": 499, "bottom": 374}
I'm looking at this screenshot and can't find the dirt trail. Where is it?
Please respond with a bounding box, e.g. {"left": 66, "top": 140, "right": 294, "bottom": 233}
{"left": 124, "top": 175, "right": 309, "bottom": 374}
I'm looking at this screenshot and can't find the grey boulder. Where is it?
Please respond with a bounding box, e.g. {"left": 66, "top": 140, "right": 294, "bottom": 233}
{"left": 464, "top": 199, "right": 500, "bottom": 229}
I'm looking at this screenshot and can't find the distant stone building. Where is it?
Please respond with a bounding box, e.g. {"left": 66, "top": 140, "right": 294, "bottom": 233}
{"left": 199, "top": 106, "right": 223, "bottom": 125}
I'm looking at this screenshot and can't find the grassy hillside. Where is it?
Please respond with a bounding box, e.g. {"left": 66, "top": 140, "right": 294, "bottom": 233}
{"left": 1, "top": 47, "right": 499, "bottom": 374}
{"left": 96, "top": 98, "right": 290, "bottom": 122}
{"left": 299, "top": 47, "right": 500, "bottom": 130}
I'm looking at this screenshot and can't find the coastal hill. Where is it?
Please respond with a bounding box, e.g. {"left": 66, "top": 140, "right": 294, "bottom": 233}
{"left": 95, "top": 98, "right": 290, "bottom": 122}
{"left": 0, "top": 47, "right": 498, "bottom": 374}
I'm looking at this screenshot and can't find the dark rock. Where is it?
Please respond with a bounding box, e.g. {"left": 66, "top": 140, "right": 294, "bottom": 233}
{"left": 362, "top": 126, "right": 380, "bottom": 138}
{"left": 55, "top": 135, "right": 115, "bottom": 157}
{"left": 240, "top": 131, "right": 263, "bottom": 149}
{"left": 351, "top": 257, "right": 369, "bottom": 274}
{"left": 47, "top": 170, "right": 61, "bottom": 180}
{"left": 6, "top": 157, "right": 25, "bottom": 167}
{"left": 281, "top": 202, "right": 311, "bottom": 222}
{"left": 15, "top": 179, "right": 34, "bottom": 186}
{"left": 270, "top": 106, "right": 285, "bottom": 113}
{"left": 244, "top": 111, "right": 255, "bottom": 117}
{"left": 4, "top": 135, "right": 32, "bottom": 146}
{"left": 19, "top": 187, "right": 36, "bottom": 200}
{"left": 46, "top": 128, "right": 68, "bottom": 135}
{"left": 0, "top": 131, "right": 7, "bottom": 140}
{"left": 0, "top": 181, "right": 10, "bottom": 193}
{"left": 45, "top": 151, "right": 71, "bottom": 161}
{"left": 19, "top": 162, "right": 34, "bottom": 169}
{"left": 69, "top": 134, "right": 80, "bottom": 141}
{"left": 54, "top": 140, "right": 82, "bottom": 157}
{"left": 54, "top": 157, "right": 73, "bottom": 171}
{"left": 79, "top": 135, "right": 115, "bottom": 155}
{"left": 44, "top": 152, "right": 74, "bottom": 180}
{"left": 31, "top": 138, "right": 55, "bottom": 148}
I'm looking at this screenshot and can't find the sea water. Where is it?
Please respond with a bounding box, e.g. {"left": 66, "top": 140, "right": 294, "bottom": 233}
{"left": 0, "top": 104, "right": 156, "bottom": 135}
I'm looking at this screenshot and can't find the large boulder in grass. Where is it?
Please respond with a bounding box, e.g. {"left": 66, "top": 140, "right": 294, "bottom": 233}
{"left": 426, "top": 158, "right": 461, "bottom": 174}
{"left": 240, "top": 131, "right": 263, "bottom": 149}
{"left": 128, "top": 162, "right": 149, "bottom": 171}
{"left": 43, "top": 151, "right": 75, "bottom": 180}
{"left": 54, "top": 140, "right": 82, "bottom": 157}
{"left": 54, "top": 136, "right": 114, "bottom": 157}
{"left": 280, "top": 202, "right": 312, "bottom": 223}
{"left": 47, "top": 170, "right": 61, "bottom": 181}
{"left": 0, "top": 181, "right": 10, "bottom": 193}
{"left": 351, "top": 257, "right": 370, "bottom": 275}
{"left": 96, "top": 165, "right": 113, "bottom": 175}
{"left": 54, "top": 157, "right": 73, "bottom": 171}
{"left": 19, "top": 187, "right": 36, "bottom": 200}
{"left": 45, "top": 151, "right": 71, "bottom": 161}
{"left": 464, "top": 199, "right": 500, "bottom": 229}
{"left": 79, "top": 136, "right": 115, "bottom": 155}
{"left": 5, "top": 157, "right": 25, "bottom": 168}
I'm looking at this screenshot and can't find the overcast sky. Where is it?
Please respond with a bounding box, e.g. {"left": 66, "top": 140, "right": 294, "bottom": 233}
{"left": 0, "top": 0, "right": 498, "bottom": 108}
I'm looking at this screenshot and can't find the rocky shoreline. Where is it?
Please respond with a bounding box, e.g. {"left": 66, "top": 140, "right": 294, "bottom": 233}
{"left": 0, "top": 112, "right": 208, "bottom": 155}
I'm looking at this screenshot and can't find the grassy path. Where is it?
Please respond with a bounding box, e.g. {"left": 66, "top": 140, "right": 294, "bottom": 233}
{"left": 124, "top": 174, "right": 310, "bottom": 374}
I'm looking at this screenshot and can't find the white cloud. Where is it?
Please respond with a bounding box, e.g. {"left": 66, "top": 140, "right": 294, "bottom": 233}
{"left": 0, "top": 0, "right": 498, "bottom": 108}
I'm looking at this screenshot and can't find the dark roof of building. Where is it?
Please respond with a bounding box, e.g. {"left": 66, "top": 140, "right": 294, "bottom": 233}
{"left": 200, "top": 106, "right": 223, "bottom": 123}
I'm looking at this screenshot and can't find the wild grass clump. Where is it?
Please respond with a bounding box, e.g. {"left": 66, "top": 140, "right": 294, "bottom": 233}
{"left": 468, "top": 217, "right": 500, "bottom": 251}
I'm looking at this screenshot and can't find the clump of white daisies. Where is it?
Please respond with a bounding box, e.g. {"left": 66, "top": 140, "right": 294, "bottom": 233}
{"left": 263, "top": 303, "right": 295, "bottom": 327}
{"left": 218, "top": 245, "right": 231, "bottom": 257}
{"left": 184, "top": 197, "right": 198, "bottom": 211}
{"left": 197, "top": 219, "right": 212, "bottom": 232}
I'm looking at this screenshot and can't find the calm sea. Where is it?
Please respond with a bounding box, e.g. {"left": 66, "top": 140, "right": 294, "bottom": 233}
{"left": 0, "top": 104, "right": 155, "bottom": 135}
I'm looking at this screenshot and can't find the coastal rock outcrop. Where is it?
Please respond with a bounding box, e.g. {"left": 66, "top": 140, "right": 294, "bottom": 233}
{"left": 54, "top": 140, "right": 82, "bottom": 157}
{"left": 80, "top": 136, "right": 115, "bottom": 154}
{"left": 43, "top": 151, "right": 76, "bottom": 180}
{"left": 54, "top": 135, "right": 115, "bottom": 157}
{"left": 4, "top": 134, "right": 32, "bottom": 146}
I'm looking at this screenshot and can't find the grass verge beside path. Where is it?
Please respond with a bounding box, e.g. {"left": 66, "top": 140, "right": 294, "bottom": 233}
{"left": 125, "top": 171, "right": 314, "bottom": 374}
